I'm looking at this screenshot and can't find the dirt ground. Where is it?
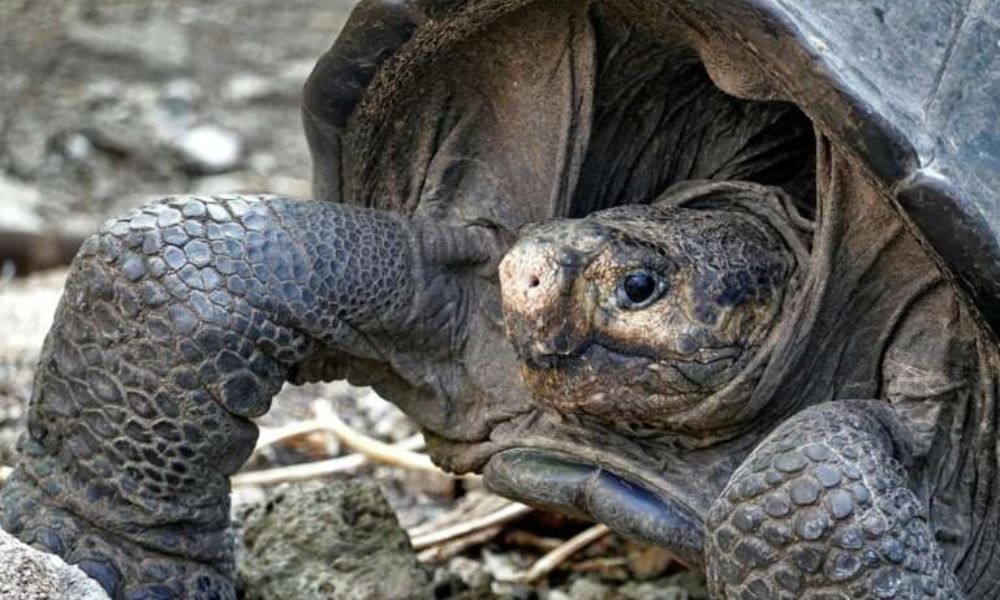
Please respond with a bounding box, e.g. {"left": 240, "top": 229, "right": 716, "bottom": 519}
{"left": 0, "top": 1, "right": 706, "bottom": 598}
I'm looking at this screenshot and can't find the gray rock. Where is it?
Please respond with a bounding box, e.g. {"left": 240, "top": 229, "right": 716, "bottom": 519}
{"left": 619, "top": 570, "right": 709, "bottom": 600}
{"left": 446, "top": 556, "right": 492, "bottom": 590}
{"left": 237, "top": 480, "right": 435, "bottom": 600}
{"left": 174, "top": 124, "right": 244, "bottom": 174}
{"left": 565, "top": 577, "right": 614, "bottom": 600}
{"left": 0, "top": 527, "right": 109, "bottom": 600}
{"left": 66, "top": 19, "right": 191, "bottom": 73}
{"left": 0, "top": 174, "right": 42, "bottom": 233}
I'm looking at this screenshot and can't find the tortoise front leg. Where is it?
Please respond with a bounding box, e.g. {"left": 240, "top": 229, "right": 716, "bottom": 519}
{"left": 706, "top": 401, "right": 962, "bottom": 599}
{"left": 0, "top": 195, "right": 489, "bottom": 600}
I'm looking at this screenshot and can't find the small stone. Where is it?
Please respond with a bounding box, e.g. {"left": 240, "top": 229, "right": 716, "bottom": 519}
{"left": 237, "top": 481, "right": 434, "bottom": 600}
{"left": 174, "top": 125, "right": 243, "bottom": 174}
{"left": 64, "top": 133, "right": 93, "bottom": 161}
{"left": 445, "top": 557, "right": 490, "bottom": 590}
{"left": 224, "top": 73, "right": 275, "bottom": 102}
{"left": 0, "top": 528, "right": 110, "bottom": 599}
{"left": 564, "top": 577, "right": 614, "bottom": 600}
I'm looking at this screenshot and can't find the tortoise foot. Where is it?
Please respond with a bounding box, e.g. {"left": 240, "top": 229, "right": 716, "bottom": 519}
{"left": 706, "top": 401, "right": 963, "bottom": 599}
{"left": 1, "top": 468, "right": 233, "bottom": 600}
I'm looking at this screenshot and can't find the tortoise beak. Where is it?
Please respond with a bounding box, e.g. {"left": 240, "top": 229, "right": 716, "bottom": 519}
{"left": 499, "top": 236, "right": 593, "bottom": 367}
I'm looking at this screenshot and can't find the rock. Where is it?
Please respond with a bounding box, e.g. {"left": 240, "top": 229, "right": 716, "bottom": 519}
{"left": 481, "top": 547, "right": 527, "bottom": 583}
{"left": 626, "top": 543, "right": 677, "bottom": 580}
{"left": 223, "top": 73, "right": 276, "bottom": 103}
{"left": 0, "top": 527, "right": 110, "bottom": 600}
{"left": 446, "top": 556, "right": 492, "bottom": 590}
{"left": 618, "top": 570, "right": 709, "bottom": 600}
{"left": 565, "top": 576, "right": 615, "bottom": 600}
{"left": 63, "top": 133, "right": 94, "bottom": 163}
{"left": 237, "top": 480, "right": 435, "bottom": 600}
{"left": 0, "top": 175, "right": 43, "bottom": 234}
{"left": 174, "top": 124, "right": 244, "bottom": 174}
{"left": 354, "top": 389, "right": 417, "bottom": 442}
{"left": 0, "top": 269, "right": 66, "bottom": 363}
{"left": 66, "top": 19, "right": 191, "bottom": 73}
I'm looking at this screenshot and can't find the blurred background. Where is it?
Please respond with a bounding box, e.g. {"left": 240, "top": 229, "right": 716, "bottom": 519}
{"left": 0, "top": 0, "right": 357, "bottom": 260}
{"left": 0, "top": 2, "right": 705, "bottom": 597}
{"left": 0, "top": 0, "right": 358, "bottom": 486}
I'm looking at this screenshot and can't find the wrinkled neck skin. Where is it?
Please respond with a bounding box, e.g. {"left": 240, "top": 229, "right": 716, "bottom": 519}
{"left": 319, "top": 0, "right": 819, "bottom": 568}
{"left": 416, "top": 146, "right": 998, "bottom": 578}
{"left": 314, "top": 0, "right": 997, "bottom": 582}
{"left": 418, "top": 184, "right": 814, "bottom": 569}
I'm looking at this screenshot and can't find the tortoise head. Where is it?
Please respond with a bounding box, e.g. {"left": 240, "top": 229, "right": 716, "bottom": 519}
{"left": 499, "top": 204, "right": 793, "bottom": 429}
{"left": 462, "top": 191, "right": 805, "bottom": 565}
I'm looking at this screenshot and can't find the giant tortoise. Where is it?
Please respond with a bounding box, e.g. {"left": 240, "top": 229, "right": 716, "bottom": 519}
{"left": 2, "top": 1, "right": 999, "bottom": 599}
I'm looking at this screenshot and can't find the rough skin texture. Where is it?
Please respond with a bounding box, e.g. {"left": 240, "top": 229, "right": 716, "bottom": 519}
{"left": 0, "top": 194, "right": 423, "bottom": 599}
{"left": 4, "top": 1, "right": 999, "bottom": 598}
{"left": 500, "top": 201, "right": 796, "bottom": 429}
{"left": 706, "top": 402, "right": 962, "bottom": 599}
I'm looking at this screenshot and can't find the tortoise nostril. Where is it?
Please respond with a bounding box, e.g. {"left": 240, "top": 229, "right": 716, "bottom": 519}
{"left": 528, "top": 275, "right": 540, "bottom": 289}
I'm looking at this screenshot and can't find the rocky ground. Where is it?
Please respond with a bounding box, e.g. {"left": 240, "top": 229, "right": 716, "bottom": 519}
{"left": 0, "top": 1, "right": 706, "bottom": 598}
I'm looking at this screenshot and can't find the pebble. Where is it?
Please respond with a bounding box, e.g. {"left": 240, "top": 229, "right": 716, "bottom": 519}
{"left": 0, "top": 175, "right": 43, "bottom": 233}
{"left": 174, "top": 124, "right": 243, "bottom": 174}
{"left": 566, "top": 576, "right": 615, "bottom": 600}
{"left": 446, "top": 556, "right": 492, "bottom": 590}
{"left": 0, "top": 528, "right": 110, "bottom": 600}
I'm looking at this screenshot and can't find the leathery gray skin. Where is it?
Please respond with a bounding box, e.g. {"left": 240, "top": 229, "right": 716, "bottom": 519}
{"left": 0, "top": 194, "right": 504, "bottom": 599}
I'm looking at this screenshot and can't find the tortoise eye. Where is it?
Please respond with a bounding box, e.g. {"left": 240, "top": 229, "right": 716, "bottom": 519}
{"left": 616, "top": 270, "right": 666, "bottom": 309}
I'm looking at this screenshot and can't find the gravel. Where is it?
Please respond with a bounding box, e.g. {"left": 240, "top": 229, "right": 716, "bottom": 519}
{"left": 0, "top": 528, "right": 110, "bottom": 600}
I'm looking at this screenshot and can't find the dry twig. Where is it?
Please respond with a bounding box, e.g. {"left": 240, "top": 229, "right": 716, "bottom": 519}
{"left": 410, "top": 501, "right": 534, "bottom": 551}
{"left": 515, "top": 524, "right": 612, "bottom": 583}
{"left": 310, "top": 400, "right": 442, "bottom": 473}
{"left": 254, "top": 419, "right": 340, "bottom": 452}
{"left": 231, "top": 434, "right": 425, "bottom": 487}
{"left": 416, "top": 525, "right": 505, "bottom": 563}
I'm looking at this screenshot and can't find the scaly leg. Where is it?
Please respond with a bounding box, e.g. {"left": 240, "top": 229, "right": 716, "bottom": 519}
{"left": 706, "top": 401, "right": 963, "bottom": 599}
{"left": 0, "top": 194, "right": 492, "bottom": 599}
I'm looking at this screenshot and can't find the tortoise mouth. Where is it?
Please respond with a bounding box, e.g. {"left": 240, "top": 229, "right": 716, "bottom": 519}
{"left": 483, "top": 446, "right": 705, "bottom": 567}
